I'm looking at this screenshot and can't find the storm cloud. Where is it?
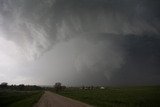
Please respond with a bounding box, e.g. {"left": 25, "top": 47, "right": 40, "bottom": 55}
{"left": 0, "top": 0, "right": 160, "bottom": 86}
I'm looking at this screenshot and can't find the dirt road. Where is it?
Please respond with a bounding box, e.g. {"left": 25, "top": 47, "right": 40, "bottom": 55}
{"left": 34, "top": 91, "right": 92, "bottom": 107}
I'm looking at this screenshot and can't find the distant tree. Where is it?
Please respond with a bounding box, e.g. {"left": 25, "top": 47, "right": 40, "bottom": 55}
{"left": 54, "top": 82, "right": 62, "bottom": 92}
{"left": 0, "top": 82, "right": 8, "bottom": 89}
{"left": 19, "top": 84, "right": 25, "bottom": 90}
{"left": 91, "top": 86, "right": 94, "bottom": 90}
{"left": 82, "top": 86, "right": 85, "bottom": 90}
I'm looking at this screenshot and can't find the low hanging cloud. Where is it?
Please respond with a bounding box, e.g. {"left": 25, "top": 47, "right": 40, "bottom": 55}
{"left": 0, "top": 0, "right": 159, "bottom": 61}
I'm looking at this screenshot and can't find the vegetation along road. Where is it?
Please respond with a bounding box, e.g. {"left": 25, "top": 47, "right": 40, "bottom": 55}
{"left": 0, "top": 91, "right": 43, "bottom": 107}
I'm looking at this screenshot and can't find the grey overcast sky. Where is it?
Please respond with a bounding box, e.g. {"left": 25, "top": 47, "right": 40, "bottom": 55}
{"left": 0, "top": 0, "right": 160, "bottom": 86}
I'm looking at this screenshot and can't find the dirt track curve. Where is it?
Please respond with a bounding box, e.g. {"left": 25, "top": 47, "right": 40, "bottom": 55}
{"left": 34, "top": 91, "right": 92, "bottom": 107}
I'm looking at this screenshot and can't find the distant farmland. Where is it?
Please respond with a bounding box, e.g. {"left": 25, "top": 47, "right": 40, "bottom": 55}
{"left": 1, "top": 86, "right": 160, "bottom": 107}
{"left": 57, "top": 86, "right": 160, "bottom": 107}
{"left": 0, "top": 91, "right": 43, "bottom": 107}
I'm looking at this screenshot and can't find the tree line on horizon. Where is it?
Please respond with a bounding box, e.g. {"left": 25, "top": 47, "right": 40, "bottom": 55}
{"left": 0, "top": 82, "right": 42, "bottom": 91}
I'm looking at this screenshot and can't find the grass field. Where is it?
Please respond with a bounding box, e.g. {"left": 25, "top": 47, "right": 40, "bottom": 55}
{"left": 0, "top": 90, "right": 43, "bottom": 107}
{"left": 57, "top": 86, "right": 160, "bottom": 107}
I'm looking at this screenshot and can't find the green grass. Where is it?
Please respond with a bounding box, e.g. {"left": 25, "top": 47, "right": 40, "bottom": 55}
{"left": 57, "top": 86, "right": 160, "bottom": 107}
{"left": 0, "top": 91, "right": 43, "bottom": 107}
{"left": 9, "top": 91, "right": 43, "bottom": 107}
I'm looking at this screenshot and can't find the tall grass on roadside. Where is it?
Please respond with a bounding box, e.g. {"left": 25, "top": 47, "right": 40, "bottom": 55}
{"left": 0, "top": 91, "right": 43, "bottom": 107}
{"left": 9, "top": 91, "right": 43, "bottom": 107}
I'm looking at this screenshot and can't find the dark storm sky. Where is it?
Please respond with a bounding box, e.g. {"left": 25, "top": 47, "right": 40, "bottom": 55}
{"left": 0, "top": 0, "right": 160, "bottom": 86}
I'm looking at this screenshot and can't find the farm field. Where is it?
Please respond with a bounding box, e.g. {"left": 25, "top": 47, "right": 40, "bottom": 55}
{"left": 57, "top": 86, "right": 160, "bottom": 107}
{"left": 0, "top": 90, "right": 43, "bottom": 107}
